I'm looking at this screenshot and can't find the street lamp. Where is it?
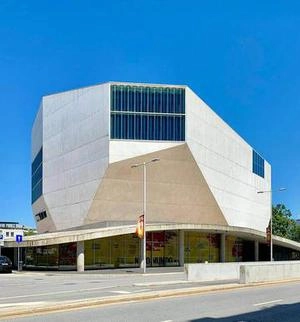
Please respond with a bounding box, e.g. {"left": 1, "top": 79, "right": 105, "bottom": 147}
{"left": 131, "top": 158, "right": 160, "bottom": 273}
{"left": 257, "top": 187, "right": 286, "bottom": 261}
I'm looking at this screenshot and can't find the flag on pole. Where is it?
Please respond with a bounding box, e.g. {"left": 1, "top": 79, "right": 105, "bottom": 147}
{"left": 136, "top": 215, "right": 144, "bottom": 239}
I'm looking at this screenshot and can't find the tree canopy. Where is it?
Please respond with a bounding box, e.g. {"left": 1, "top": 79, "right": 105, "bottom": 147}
{"left": 272, "top": 204, "right": 299, "bottom": 242}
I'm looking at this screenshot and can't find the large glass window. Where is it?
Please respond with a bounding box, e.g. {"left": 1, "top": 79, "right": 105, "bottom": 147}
{"left": 225, "top": 236, "right": 243, "bottom": 262}
{"left": 252, "top": 150, "right": 265, "bottom": 178}
{"left": 31, "top": 147, "right": 43, "bottom": 204}
{"left": 184, "top": 232, "right": 220, "bottom": 263}
{"left": 146, "top": 231, "right": 179, "bottom": 267}
{"left": 111, "top": 85, "right": 185, "bottom": 141}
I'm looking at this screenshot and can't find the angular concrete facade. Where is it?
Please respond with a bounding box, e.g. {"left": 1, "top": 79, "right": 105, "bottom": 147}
{"left": 32, "top": 82, "right": 271, "bottom": 234}
{"left": 85, "top": 144, "right": 227, "bottom": 226}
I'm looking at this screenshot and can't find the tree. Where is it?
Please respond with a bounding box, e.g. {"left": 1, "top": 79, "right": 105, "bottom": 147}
{"left": 23, "top": 229, "right": 37, "bottom": 236}
{"left": 295, "top": 225, "right": 300, "bottom": 242}
{"left": 272, "top": 204, "right": 298, "bottom": 241}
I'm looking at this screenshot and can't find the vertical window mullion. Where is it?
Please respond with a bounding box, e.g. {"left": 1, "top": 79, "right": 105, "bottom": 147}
{"left": 133, "top": 87, "right": 136, "bottom": 112}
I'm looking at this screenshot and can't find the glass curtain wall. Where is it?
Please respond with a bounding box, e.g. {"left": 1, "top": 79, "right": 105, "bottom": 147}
{"left": 85, "top": 234, "right": 140, "bottom": 269}
{"left": 184, "top": 232, "right": 220, "bottom": 263}
{"left": 225, "top": 236, "right": 243, "bottom": 262}
{"left": 31, "top": 147, "right": 43, "bottom": 203}
{"left": 146, "top": 231, "right": 179, "bottom": 267}
{"left": 252, "top": 150, "right": 265, "bottom": 178}
{"left": 25, "top": 245, "right": 59, "bottom": 268}
{"left": 85, "top": 232, "right": 179, "bottom": 269}
{"left": 111, "top": 85, "right": 185, "bottom": 141}
{"left": 24, "top": 243, "right": 77, "bottom": 269}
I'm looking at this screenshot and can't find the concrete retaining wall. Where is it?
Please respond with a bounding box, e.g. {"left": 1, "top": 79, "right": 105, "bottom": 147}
{"left": 185, "top": 263, "right": 241, "bottom": 281}
{"left": 240, "top": 262, "right": 300, "bottom": 284}
{"left": 185, "top": 261, "right": 300, "bottom": 282}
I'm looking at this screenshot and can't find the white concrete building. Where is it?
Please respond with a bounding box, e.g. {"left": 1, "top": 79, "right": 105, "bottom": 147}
{"left": 21, "top": 81, "right": 299, "bottom": 270}
{"left": 31, "top": 82, "right": 270, "bottom": 234}
{"left": 0, "top": 222, "right": 24, "bottom": 241}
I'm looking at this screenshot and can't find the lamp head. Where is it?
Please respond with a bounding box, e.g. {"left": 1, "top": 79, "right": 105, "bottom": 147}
{"left": 151, "top": 158, "right": 160, "bottom": 162}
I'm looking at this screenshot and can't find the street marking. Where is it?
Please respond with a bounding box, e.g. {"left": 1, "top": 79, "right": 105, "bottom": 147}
{"left": 0, "top": 285, "right": 116, "bottom": 300}
{"left": 110, "top": 290, "right": 131, "bottom": 294}
{"left": 254, "top": 299, "right": 283, "bottom": 306}
{"left": 160, "top": 320, "right": 173, "bottom": 322}
{"left": 133, "top": 288, "right": 151, "bottom": 293}
{"left": 0, "top": 301, "right": 47, "bottom": 308}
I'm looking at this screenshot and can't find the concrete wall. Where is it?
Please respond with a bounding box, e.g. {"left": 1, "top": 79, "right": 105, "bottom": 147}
{"left": 31, "top": 103, "right": 49, "bottom": 229}
{"left": 185, "top": 87, "right": 271, "bottom": 233}
{"left": 186, "top": 261, "right": 300, "bottom": 283}
{"left": 185, "top": 263, "right": 240, "bottom": 282}
{"left": 240, "top": 262, "right": 300, "bottom": 284}
{"left": 109, "top": 141, "right": 183, "bottom": 163}
{"left": 31, "top": 102, "right": 43, "bottom": 160}
{"left": 34, "top": 83, "right": 110, "bottom": 232}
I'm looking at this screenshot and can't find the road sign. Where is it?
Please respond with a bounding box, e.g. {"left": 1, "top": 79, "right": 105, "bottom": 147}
{"left": 16, "top": 235, "right": 23, "bottom": 243}
{"left": 0, "top": 234, "right": 3, "bottom": 240}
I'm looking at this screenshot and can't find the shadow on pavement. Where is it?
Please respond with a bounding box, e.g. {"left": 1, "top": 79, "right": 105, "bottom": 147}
{"left": 190, "top": 302, "right": 300, "bottom": 322}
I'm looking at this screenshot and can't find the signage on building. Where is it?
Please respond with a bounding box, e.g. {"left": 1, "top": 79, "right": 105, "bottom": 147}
{"left": 0, "top": 231, "right": 3, "bottom": 247}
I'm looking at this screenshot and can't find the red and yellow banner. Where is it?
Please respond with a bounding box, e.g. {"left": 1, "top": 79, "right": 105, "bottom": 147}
{"left": 136, "top": 215, "right": 144, "bottom": 239}
{"left": 266, "top": 225, "right": 271, "bottom": 245}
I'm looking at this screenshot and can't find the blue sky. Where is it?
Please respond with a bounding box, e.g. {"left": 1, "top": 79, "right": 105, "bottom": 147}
{"left": 0, "top": 1, "right": 299, "bottom": 227}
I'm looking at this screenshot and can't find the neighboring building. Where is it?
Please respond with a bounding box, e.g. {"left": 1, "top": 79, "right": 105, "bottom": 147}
{"left": 0, "top": 222, "right": 24, "bottom": 240}
{"left": 11, "top": 81, "right": 299, "bottom": 270}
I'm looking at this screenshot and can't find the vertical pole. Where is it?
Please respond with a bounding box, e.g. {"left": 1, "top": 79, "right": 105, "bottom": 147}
{"left": 270, "top": 190, "right": 273, "bottom": 261}
{"left": 143, "top": 162, "right": 147, "bottom": 274}
{"left": 255, "top": 240, "right": 259, "bottom": 261}
{"left": 77, "top": 241, "right": 85, "bottom": 272}
{"left": 17, "top": 245, "right": 20, "bottom": 271}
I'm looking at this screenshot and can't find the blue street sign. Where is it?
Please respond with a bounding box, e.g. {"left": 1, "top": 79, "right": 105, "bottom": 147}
{"left": 16, "top": 235, "right": 23, "bottom": 243}
{"left": 0, "top": 234, "right": 3, "bottom": 240}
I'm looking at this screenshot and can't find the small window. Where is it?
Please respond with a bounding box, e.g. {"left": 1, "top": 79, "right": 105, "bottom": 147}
{"left": 10, "top": 232, "right": 14, "bottom": 237}
{"left": 252, "top": 150, "right": 265, "bottom": 178}
{"left": 6, "top": 232, "right": 9, "bottom": 237}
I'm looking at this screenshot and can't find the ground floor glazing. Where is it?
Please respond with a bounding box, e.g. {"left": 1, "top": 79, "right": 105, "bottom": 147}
{"left": 18, "top": 230, "right": 300, "bottom": 270}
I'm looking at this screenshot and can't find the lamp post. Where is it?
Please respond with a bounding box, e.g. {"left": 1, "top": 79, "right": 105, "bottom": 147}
{"left": 257, "top": 187, "right": 286, "bottom": 261}
{"left": 131, "top": 158, "right": 160, "bottom": 273}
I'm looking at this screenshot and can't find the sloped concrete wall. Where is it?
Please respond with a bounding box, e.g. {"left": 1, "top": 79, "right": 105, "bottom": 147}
{"left": 185, "top": 87, "right": 271, "bottom": 233}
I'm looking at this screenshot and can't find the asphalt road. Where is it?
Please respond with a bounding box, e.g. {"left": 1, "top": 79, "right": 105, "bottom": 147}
{"left": 2, "top": 280, "right": 300, "bottom": 322}
{"left": 0, "top": 268, "right": 236, "bottom": 306}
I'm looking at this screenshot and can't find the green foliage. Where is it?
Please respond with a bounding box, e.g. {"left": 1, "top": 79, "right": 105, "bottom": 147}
{"left": 272, "top": 204, "right": 298, "bottom": 241}
{"left": 24, "top": 229, "right": 37, "bottom": 236}
{"left": 295, "top": 225, "right": 300, "bottom": 242}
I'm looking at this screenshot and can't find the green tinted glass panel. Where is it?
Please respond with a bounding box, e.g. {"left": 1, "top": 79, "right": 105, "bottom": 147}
{"left": 111, "top": 85, "right": 185, "bottom": 141}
